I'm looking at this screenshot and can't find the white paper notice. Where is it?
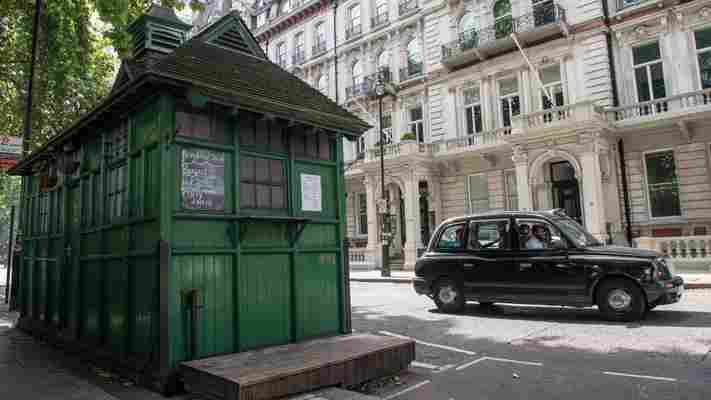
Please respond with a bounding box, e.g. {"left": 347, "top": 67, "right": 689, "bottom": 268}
{"left": 301, "top": 174, "right": 322, "bottom": 212}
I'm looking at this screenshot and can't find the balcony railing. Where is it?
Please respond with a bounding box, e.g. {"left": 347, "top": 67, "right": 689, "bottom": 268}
{"left": 345, "top": 24, "right": 363, "bottom": 40}
{"left": 311, "top": 41, "right": 328, "bottom": 58}
{"left": 604, "top": 88, "right": 711, "bottom": 123}
{"left": 371, "top": 12, "right": 389, "bottom": 28}
{"left": 292, "top": 50, "right": 306, "bottom": 65}
{"left": 398, "top": 0, "right": 418, "bottom": 16}
{"left": 348, "top": 247, "right": 374, "bottom": 266}
{"left": 511, "top": 101, "right": 603, "bottom": 134}
{"left": 441, "top": 2, "right": 566, "bottom": 66}
{"left": 344, "top": 68, "right": 392, "bottom": 101}
{"left": 399, "top": 62, "right": 423, "bottom": 81}
{"left": 430, "top": 127, "right": 511, "bottom": 156}
{"left": 346, "top": 81, "right": 372, "bottom": 100}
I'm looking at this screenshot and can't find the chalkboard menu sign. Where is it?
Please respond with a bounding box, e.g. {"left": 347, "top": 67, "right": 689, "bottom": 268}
{"left": 181, "top": 148, "right": 225, "bottom": 211}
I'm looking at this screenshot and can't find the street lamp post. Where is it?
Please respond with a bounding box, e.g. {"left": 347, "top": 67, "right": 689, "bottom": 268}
{"left": 374, "top": 74, "right": 390, "bottom": 277}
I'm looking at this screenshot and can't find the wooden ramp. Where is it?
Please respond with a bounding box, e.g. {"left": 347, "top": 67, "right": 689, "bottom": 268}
{"left": 180, "top": 333, "right": 415, "bottom": 400}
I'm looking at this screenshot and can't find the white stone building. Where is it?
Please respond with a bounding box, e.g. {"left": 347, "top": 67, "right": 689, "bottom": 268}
{"left": 196, "top": 0, "right": 711, "bottom": 273}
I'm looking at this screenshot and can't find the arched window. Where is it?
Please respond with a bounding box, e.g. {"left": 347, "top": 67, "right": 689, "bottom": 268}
{"left": 458, "top": 13, "right": 480, "bottom": 48}
{"left": 318, "top": 74, "right": 328, "bottom": 94}
{"left": 352, "top": 60, "right": 363, "bottom": 86}
{"left": 493, "top": 0, "right": 513, "bottom": 39}
{"left": 378, "top": 50, "right": 390, "bottom": 71}
{"left": 281, "top": 0, "right": 291, "bottom": 14}
{"left": 405, "top": 39, "right": 422, "bottom": 78}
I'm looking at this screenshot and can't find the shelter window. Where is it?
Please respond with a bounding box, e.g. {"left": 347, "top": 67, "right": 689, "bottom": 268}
{"left": 290, "top": 130, "right": 334, "bottom": 161}
{"left": 240, "top": 156, "right": 287, "bottom": 210}
{"left": 239, "top": 116, "right": 287, "bottom": 153}
{"left": 105, "top": 123, "right": 129, "bottom": 222}
{"left": 176, "top": 102, "right": 230, "bottom": 145}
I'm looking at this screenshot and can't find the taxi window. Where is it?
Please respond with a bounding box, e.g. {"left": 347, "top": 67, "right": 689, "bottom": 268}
{"left": 436, "top": 223, "right": 467, "bottom": 250}
{"left": 468, "top": 220, "right": 509, "bottom": 250}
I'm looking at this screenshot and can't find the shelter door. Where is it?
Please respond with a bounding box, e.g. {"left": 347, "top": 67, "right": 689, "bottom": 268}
{"left": 63, "top": 183, "right": 81, "bottom": 335}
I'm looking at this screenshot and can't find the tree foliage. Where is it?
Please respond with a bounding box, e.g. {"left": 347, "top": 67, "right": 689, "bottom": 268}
{"left": 0, "top": 0, "right": 203, "bottom": 253}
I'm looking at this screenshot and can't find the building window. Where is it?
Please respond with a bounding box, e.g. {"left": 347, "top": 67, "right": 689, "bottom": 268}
{"left": 498, "top": 77, "right": 520, "bottom": 128}
{"left": 407, "top": 105, "right": 424, "bottom": 143}
{"left": 352, "top": 60, "right": 363, "bottom": 87}
{"left": 695, "top": 28, "right": 711, "bottom": 89}
{"left": 540, "top": 64, "right": 565, "bottom": 109}
{"left": 315, "top": 22, "right": 327, "bottom": 49}
{"left": 291, "top": 130, "right": 333, "bottom": 160}
{"left": 257, "top": 12, "right": 266, "bottom": 27}
{"left": 375, "top": 0, "right": 388, "bottom": 22}
{"left": 465, "top": 174, "right": 489, "bottom": 214}
{"left": 404, "top": 39, "right": 423, "bottom": 77}
{"left": 463, "top": 85, "right": 483, "bottom": 136}
{"left": 504, "top": 170, "right": 518, "bottom": 211}
{"left": 176, "top": 103, "right": 229, "bottom": 144}
{"left": 293, "top": 32, "right": 305, "bottom": 64}
{"left": 633, "top": 42, "right": 666, "bottom": 110}
{"left": 644, "top": 150, "right": 680, "bottom": 218}
{"left": 281, "top": 0, "right": 291, "bottom": 14}
{"left": 347, "top": 4, "right": 361, "bottom": 37}
{"left": 459, "top": 13, "right": 479, "bottom": 48}
{"left": 357, "top": 192, "right": 368, "bottom": 235}
{"left": 356, "top": 136, "right": 366, "bottom": 159}
{"left": 493, "top": 0, "right": 513, "bottom": 39}
{"left": 240, "top": 156, "right": 287, "bottom": 210}
{"left": 317, "top": 74, "right": 329, "bottom": 94}
{"left": 276, "top": 42, "right": 287, "bottom": 67}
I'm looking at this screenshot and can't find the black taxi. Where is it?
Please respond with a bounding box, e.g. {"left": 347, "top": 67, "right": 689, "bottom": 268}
{"left": 413, "top": 209, "right": 684, "bottom": 321}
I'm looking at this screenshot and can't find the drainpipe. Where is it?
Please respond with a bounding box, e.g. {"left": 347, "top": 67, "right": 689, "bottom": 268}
{"left": 602, "top": 0, "right": 631, "bottom": 245}
{"left": 333, "top": 0, "right": 339, "bottom": 103}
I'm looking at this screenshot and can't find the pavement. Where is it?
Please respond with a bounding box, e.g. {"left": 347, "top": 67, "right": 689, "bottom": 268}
{"left": 350, "top": 282, "right": 711, "bottom": 400}
{"left": 350, "top": 270, "right": 711, "bottom": 289}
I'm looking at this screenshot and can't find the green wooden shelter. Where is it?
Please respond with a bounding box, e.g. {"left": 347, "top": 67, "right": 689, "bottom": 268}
{"left": 8, "top": 6, "right": 369, "bottom": 392}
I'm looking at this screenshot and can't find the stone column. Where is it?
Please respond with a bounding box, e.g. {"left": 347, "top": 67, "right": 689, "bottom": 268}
{"left": 512, "top": 145, "right": 533, "bottom": 211}
{"left": 403, "top": 172, "right": 422, "bottom": 270}
{"left": 364, "top": 176, "right": 381, "bottom": 268}
{"left": 579, "top": 133, "right": 608, "bottom": 241}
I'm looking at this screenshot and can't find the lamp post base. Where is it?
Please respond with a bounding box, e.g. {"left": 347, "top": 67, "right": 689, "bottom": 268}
{"left": 380, "top": 244, "right": 390, "bottom": 277}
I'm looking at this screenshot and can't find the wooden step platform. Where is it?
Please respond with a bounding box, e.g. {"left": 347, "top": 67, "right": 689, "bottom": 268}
{"left": 180, "top": 333, "right": 415, "bottom": 400}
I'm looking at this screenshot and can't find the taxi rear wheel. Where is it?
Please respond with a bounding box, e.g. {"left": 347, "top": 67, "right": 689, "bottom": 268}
{"left": 433, "top": 279, "right": 464, "bottom": 313}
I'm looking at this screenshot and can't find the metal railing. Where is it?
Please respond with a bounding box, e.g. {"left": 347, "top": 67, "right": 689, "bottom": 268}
{"left": 636, "top": 236, "right": 711, "bottom": 262}
{"left": 371, "top": 12, "right": 389, "bottom": 28}
{"left": 345, "top": 24, "right": 363, "bottom": 40}
{"left": 398, "top": 0, "right": 418, "bottom": 16}
{"left": 311, "top": 41, "right": 328, "bottom": 58}
{"left": 441, "top": 2, "right": 565, "bottom": 60}
{"left": 345, "top": 81, "right": 372, "bottom": 100}
{"left": 604, "top": 88, "right": 711, "bottom": 122}
{"left": 292, "top": 50, "right": 306, "bottom": 65}
{"left": 399, "top": 62, "right": 423, "bottom": 81}
{"left": 430, "top": 127, "right": 511, "bottom": 155}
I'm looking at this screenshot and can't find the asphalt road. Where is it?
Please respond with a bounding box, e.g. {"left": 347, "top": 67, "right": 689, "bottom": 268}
{"left": 350, "top": 282, "right": 711, "bottom": 400}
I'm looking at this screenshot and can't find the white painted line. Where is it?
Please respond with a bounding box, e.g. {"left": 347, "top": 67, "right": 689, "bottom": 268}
{"left": 383, "top": 380, "right": 431, "bottom": 400}
{"left": 437, "top": 364, "right": 455, "bottom": 373}
{"left": 455, "top": 357, "right": 489, "bottom": 371}
{"left": 484, "top": 357, "right": 544, "bottom": 367}
{"left": 379, "top": 331, "right": 477, "bottom": 356}
{"left": 603, "top": 371, "right": 677, "bottom": 382}
{"left": 411, "top": 361, "right": 442, "bottom": 370}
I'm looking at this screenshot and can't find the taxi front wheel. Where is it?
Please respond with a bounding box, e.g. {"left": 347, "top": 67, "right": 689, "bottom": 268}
{"left": 597, "top": 279, "right": 646, "bottom": 322}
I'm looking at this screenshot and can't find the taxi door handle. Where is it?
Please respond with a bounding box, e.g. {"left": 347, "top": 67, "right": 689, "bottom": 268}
{"left": 520, "top": 263, "right": 533, "bottom": 269}
{"left": 463, "top": 263, "right": 475, "bottom": 269}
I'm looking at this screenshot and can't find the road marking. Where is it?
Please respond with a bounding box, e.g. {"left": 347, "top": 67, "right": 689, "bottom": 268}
{"left": 383, "top": 380, "right": 431, "bottom": 400}
{"left": 379, "top": 331, "right": 477, "bottom": 356}
{"left": 455, "top": 357, "right": 489, "bottom": 371}
{"left": 603, "top": 371, "right": 677, "bottom": 382}
{"left": 437, "top": 364, "right": 455, "bottom": 373}
{"left": 411, "top": 361, "right": 442, "bottom": 370}
{"left": 455, "top": 356, "right": 543, "bottom": 371}
{"left": 484, "top": 357, "right": 544, "bottom": 367}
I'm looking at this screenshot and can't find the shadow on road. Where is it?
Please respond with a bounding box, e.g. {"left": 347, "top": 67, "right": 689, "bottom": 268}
{"left": 423, "top": 302, "right": 711, "bottom": 329}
